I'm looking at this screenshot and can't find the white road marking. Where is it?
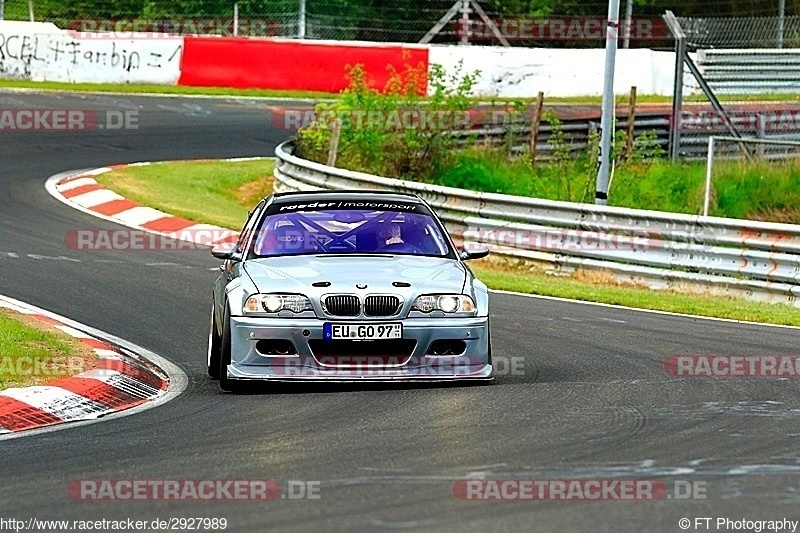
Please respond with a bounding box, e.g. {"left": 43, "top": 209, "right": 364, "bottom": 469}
{"left": 54, "top": 325, "right": 92, "bottom": 339}
{"left": 0, "top": 294, "right": 187, "bottom": 442}
{"left": 56, "top": 177, "right": 98, "bottom": 191}
{"left": 71, "top": 189, "right": 124, "bottom": 208}
{"left": 491, "top": 289, "right": 800, "bottom": 331}
{"left": 113, "top": 206, "right": 168, "bottom": 226}
{"left": 1, "top": 385, "right": 112, "bottom": 420}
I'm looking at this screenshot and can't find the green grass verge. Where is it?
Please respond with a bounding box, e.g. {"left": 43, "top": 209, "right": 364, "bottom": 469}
{"left": 0, "top": 79, "right": 647, "bottom": 104}
{"left": 0, "top": 80, "right": 339, "bottom": 100}
{"left": 0, "top": 309, "right": 97, "bottom": 390}
{"left": 4, "top": 79, "right": 798, "bottom": 106}
{"left": 471, "top": 260, "right": 800, "bottom": 327}
{"left": 435, "top": 150, "right": 800, "bottom": 223}
{"left": 94, "top": 159, "right": 800, "bottom": 327}
{"left": 94, "top": 159, "right": 276, "bottom": 230}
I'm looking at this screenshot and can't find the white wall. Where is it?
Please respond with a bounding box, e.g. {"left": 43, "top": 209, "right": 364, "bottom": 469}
{"left": 0, "top": 22, "right": 184, "bottom": 84}
{"left": 1, "top": 23, "right": 680, "bottom": 95}
{"left": 429, "top": 45, "right": 676, "bottom": 97}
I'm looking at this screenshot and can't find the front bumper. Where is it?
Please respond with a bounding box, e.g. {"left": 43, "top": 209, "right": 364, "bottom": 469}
{"left": 226, "top": 315, "right": 492, "bottom": 382}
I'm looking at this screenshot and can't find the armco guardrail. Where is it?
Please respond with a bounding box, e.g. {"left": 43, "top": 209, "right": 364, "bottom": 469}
{"left": 463, "top": 104, "right": 800, "bottom": 161}
{"left": 698, "top": 49, "right": 800, "bottom": 94}
{"left": 274, "top": 141, "right": 800, "bottom": 306}
{"left": 458, "top": 114, "right": 670, "bottom": 159}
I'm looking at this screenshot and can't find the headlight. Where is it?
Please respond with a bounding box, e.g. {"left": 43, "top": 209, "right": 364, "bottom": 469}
{"left": 244, "top": 294, "right": 312, "bottom": 314}
{"left": 411, "top": 294, "right": 476, "bottom": 314}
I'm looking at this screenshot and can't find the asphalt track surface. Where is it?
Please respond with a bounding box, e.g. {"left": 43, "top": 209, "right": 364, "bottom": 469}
{"left": 2, "top": 91, "right": 800, "bottom": 532}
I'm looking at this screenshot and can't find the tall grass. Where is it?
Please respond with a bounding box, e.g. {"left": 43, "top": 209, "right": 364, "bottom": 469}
{"left": 294, "top": 60, "right": 800, "bottom": 224}
{"left": 711, "top": 159, "right": 800, "bottom": 222}
{"left": 435, "top": 148, "right": 800, "bottom": 223}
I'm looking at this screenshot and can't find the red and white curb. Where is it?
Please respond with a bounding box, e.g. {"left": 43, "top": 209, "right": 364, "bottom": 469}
{"left": 43, "top": 159, "right": 270, "bottom": 246}
{"left": 0, "top": 295, "right": 186, "bottom": 440}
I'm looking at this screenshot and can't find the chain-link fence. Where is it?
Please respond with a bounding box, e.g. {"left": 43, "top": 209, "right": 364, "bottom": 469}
{"left": 0, "top": 0, "right": 691, "bottom": 47}
{"left": 666, "top": 12, "right": 800, "bottom": 162}
{"left": 0, "top": 0, "right": 467, "bottom": 40}
{"left": 679, "top": 15, "right": 800, "bottom": 49}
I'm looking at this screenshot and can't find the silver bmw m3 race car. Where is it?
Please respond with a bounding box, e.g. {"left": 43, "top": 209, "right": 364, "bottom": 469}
{"left": 207, "top": 190, "right": 492, "bottom": 391}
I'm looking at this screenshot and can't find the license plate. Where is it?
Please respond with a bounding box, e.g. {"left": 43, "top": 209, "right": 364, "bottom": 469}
{"left": 324, "top": 323, "right": 402, "bottom": 340}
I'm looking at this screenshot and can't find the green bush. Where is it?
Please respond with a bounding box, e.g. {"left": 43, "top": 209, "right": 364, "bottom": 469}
{"left": 297, "top": 62, "right": 800, "bottom": 223}
{"left": 296, "top": 59, "right": 479, "bottom": 182}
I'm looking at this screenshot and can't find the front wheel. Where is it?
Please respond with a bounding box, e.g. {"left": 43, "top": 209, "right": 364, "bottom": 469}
{"left": 219, "top": 305, "right": 241, "bottom": 392}
{"left": 485, "top": 318, "right": 494, "bottom": 382}
{"left": 207, "top": 302, "right": 221, "bottom": 379}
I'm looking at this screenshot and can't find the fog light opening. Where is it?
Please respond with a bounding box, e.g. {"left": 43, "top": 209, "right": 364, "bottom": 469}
{"left": 427, "top": 340, "right": 467, "bottom": 356}
{"left": 255, "top": 339, "right": 297, "bottom": 356}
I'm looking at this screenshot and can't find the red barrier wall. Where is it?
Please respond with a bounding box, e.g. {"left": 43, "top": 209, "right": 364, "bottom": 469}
{"left": 178, "top": 37, "right": 429, "bottom": 94}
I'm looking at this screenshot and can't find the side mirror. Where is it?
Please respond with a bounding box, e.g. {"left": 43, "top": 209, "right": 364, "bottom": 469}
{"left": 459, "top": 244, "right": 489, "bottom": 261}
{"left": 211, "top": 243, "right": 242, "bottom": 261}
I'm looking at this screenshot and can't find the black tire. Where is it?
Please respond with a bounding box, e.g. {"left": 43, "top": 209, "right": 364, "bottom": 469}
{"left": 219, "top": 305, "right": 240, "bottom": 392}
{"left": 207, "top": 302, "right": 221, "bottom": 379}
{"left": 487, "top": 318, "right": 493, "bottom": 366}
{"left": 484, "top": 318, "right": 494, "bottom": 384}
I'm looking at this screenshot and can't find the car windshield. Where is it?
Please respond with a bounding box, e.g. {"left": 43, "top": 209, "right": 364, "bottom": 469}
{"left": 250, "top": 207, "right": 453, "bottom": 258}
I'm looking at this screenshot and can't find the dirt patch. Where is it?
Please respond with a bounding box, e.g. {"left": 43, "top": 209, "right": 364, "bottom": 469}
{"left": 0, "top": 307, "right": 99, "bottom": 388}
{"left": 748, "top": 207, "right": 800, "bottom": 225}
{"left": 474, "top": 253, "right": 645, "bottom": 288}
{"left": 234, "top": 175, "right": 275, "bottom": 207}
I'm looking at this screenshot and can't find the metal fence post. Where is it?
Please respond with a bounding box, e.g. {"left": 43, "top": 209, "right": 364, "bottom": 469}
{"left": 529, "top": 92, "right": 544, "bottom": 166}
{"left": 327, "top": 120, "right": 342, "bottom": 168}
{"left": 299, "top": 0, "right": 306, "bottom": 39}
{"left": 703, "top": 136, "right": 716, "bottom": 216}
{"left": 625, "top": 86, "right": 637, "bottom": 159}
{"left": 623, "top": 0, "right": 633, "bottom": 48}
{"left": 664, "top": 11, "right": 685, "bottom": 163}
{"left": 459, "top": 0, "right": 470, "bottom": 45}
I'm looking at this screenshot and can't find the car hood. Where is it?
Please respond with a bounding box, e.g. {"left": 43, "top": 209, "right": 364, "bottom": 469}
{"left": 244, "top": 255, "right": 467, "bottom": 298}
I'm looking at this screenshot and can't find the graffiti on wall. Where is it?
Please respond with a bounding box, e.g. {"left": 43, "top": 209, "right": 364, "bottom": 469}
{"left": 0, "top": 26, "right": 183, "bottom": 84}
